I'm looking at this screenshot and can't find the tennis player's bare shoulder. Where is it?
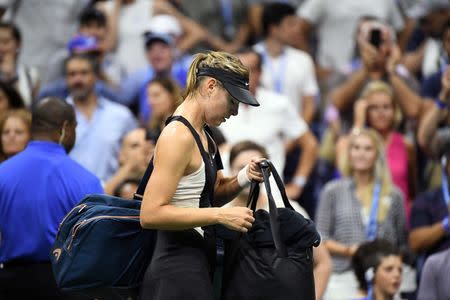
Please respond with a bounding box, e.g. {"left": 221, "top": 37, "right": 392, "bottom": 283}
{"left": 156, "top": 121, "right": 196, "bottom": 155}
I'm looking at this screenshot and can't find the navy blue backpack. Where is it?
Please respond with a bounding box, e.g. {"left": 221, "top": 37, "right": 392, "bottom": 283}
{"left": 50, "top": 160, "right": 156, "bottom": 298}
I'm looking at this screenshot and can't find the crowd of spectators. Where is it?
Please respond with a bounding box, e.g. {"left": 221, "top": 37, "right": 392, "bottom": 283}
{"left": 1, "top": 0, "right": 450, "bottom": 299}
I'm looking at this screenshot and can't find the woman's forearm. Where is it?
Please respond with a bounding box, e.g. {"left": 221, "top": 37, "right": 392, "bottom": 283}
{"left": 313, "top": 244, "right": 333, "bottom": 300}
{"left": 294, "top": 131, "right": 318, "bottom": 179}
{"left": 417, "top": 103, "right": 448, "bottom": 151}
{"left": 324, "top": 240, "right": 354, "bottom": 257}
{"left": 409, "top": 223, "right": 447, "bottom": 252}
{"left": 140, "top": 205, "right": 220, "bottom": 230}
{"left": 330, "top": 67, "right": 368, "bottom": 111}
{"left": 389, "top": 72, "right": 424, "bottom": 119}
{"left": 214, "top": 175, "right": 245, "bottom": 207}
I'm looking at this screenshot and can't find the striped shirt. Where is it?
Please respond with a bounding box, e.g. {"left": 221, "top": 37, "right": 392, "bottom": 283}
{"left": 316, "top": 178, "right": 407, "bottom": 273}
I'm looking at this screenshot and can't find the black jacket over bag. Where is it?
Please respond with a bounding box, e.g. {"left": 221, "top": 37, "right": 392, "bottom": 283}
{"left": 221, "top": 160, "right": 321, "bottom": 300}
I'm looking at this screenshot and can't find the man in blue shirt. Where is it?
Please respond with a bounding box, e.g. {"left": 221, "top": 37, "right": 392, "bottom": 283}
{"left": 0, "top": 98, "right": 103, "bottom": 299}
{"left": 64, "top": 53, "right": 137, "bottom": 182}
{"left": 38, "top": 79, "right": 123, "bottom": 104}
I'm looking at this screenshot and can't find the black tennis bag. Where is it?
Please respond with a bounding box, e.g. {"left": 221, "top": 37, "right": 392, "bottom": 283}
{"left": 50, "top": 160, "right": 156, "bottom": 298}
{"left": 221, "top": 160, "right": 321, "bottom": 300}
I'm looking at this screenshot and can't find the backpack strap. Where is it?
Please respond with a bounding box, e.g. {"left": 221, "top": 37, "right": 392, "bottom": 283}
{"left": 134, "top": 115, "right": 217, "bottom": 208}
{"left": 133, "top": 158, "right": 154, "bottom": 200}
{"left": 168, "top": 115, "right": 217, "bottom": 208}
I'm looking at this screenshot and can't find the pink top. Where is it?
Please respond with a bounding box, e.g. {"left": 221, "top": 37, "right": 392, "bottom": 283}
{"left": 386, "top": 132, "right": 411, "bottom": 223}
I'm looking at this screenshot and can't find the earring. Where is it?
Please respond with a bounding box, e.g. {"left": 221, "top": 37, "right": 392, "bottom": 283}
{"left": 58, "top": 127, "right": 66, "bottom": 145}
{"left": 58, "top": 121, "right": 67, "bottom": 145}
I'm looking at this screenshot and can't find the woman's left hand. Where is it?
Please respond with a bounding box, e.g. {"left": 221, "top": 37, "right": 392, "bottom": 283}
{"left": 353, "top": 98, "right": 368, "bottom": 128}
{"left": 385, "top": 44, "right": 401, "bottom": 74}
{"left": 246, "top": 158, "right": 266, "bottom": 183}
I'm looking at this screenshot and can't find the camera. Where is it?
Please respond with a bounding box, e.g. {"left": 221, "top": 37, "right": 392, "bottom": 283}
{"left": 369, "top": 28, "right": 382, "bottom": 49}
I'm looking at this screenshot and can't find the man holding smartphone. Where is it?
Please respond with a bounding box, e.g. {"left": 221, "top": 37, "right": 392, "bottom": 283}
{"left": 360, "top": 21, "right": 396, "bottom": 75}
{"left": 369, "top": 28, "right": 382, "bottom": 49}
{"left": 328, "top": 19, "right": 421, "bottom": 131}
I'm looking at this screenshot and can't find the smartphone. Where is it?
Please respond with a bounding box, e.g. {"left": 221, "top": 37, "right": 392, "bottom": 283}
{"left": 369, "top": 28, "right": 382, "bottom": 49}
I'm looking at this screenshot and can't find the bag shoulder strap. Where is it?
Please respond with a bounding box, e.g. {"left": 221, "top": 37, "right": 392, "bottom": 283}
{"left": 247, "top": 160, "right": 290, "bottom": 257}
{"left": 168, "top": 115, "right": 209, "bottom": 157}
{"left": 133, "top": 158, "right": 154, "bottom": 200}
{"left": 168, "top": 115, "right": 215, "bottom": 208}
{"left": 248, "top": 161, "right": 293, "bottom": 211}
{"left": 134, "top": 115, "right": 214, "bottom": 207}
{"left": 267, "top": 160, "right": 294, "bottom": 210}
{"left": 260, "top": 161, "right": 287, "bottom": 257}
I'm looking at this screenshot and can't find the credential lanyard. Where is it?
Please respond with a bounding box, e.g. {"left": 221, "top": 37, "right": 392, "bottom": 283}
{"left": 366, "top": 183, "right": 381, "bottom": 241}
{"left": 442, "top": 157, "right": 449, "bottom": 208}
{"left": 261, "top": 44, "right": 287, "bottom": 94}
{"left": 366, "top": 287, "right": 373, "bottom": 300}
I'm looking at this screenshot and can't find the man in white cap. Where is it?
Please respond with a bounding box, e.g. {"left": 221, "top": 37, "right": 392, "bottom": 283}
{"left": 120, "top": 14, "right": 192, "bottom": 123}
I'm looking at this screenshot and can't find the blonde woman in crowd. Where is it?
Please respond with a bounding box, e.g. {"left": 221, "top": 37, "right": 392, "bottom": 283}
{"left": 316, "top": 128, "right": 406, "bottom": 300}
{"left": 337, "top": 80, "right": 417, "bottom": 223}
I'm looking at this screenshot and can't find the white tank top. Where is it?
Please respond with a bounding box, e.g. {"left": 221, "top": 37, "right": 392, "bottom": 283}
{"left": 171, "top": 161, "right": 206, "bottom": 235}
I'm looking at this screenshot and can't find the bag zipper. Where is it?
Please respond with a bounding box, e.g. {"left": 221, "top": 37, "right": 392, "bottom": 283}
{"left": 57, "top": 203, "right": 88, "bottom": 232}
{"left": 67, "top": 215, "right": 140, "bottom": 251}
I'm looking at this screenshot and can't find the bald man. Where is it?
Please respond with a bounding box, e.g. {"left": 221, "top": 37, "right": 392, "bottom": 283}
{"left": 0, "top": 97, "right": 103, "bottom": 299}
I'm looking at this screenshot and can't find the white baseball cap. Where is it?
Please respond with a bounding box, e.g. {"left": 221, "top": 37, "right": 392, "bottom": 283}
{"left": 146, "top": 14, "right": 183, "bottom": 37}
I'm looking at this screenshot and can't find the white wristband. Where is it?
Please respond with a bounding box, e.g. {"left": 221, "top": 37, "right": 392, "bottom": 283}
{"left": 237, "top": 164, "right": 251, "bottom": 188}
{"left": 292, "top": 175, "right": 307, "bottom": 188}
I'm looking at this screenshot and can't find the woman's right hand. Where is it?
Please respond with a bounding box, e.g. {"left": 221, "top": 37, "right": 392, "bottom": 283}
{"left": 358, "top": 37, "right": 378, "bottom": 71}
{"left": 353, "top": 98, "right": 368, "bottom": 128}
{"left": 217, "top": 207, "right": 255, "bottom": 232}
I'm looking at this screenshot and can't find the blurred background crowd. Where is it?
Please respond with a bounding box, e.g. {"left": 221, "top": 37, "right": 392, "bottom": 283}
{"left": 1, "top": 0, "right": 450, "bottom": 299}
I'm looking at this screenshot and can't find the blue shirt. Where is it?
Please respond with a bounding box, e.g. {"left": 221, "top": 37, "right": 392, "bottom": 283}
{"left": 421, "top": 69, "right": 443, "bottom": 99}
{"left": 68, "top": 96, "right": 138, "bottom": 181}
{"left": 0, "top": 141, "right": 103, "bottom": 263}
